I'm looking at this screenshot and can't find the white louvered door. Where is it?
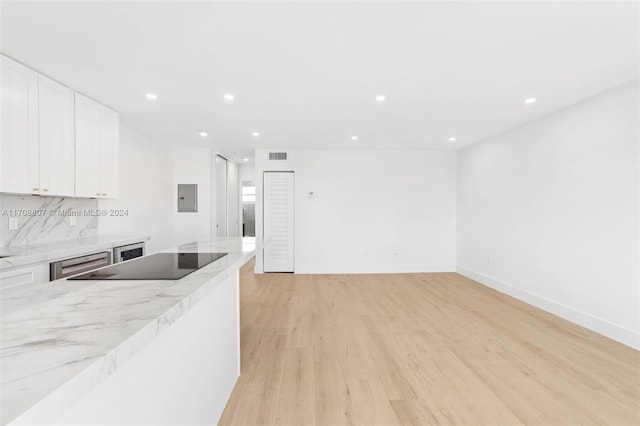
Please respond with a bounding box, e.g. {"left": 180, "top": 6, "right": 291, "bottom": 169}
{"left": 263, "top": 172, "right": 294, "bottom": 272}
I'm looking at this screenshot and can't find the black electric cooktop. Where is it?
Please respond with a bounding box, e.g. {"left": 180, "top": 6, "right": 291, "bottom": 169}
{"left": 68, "top": 252, "right": 228, "bottom": 280}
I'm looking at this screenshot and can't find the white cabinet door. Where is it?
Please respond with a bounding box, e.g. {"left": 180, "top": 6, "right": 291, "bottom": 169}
{"left": 75, "top": 93, "right": 119, "bottom": 198}
{"left": 263, "top": 172, "right": 294, "bottom": 272}
{"left": 38, "top": 74, "right": 74, "bottom": 197}
{"left": 99, "top": 106, "right": 119, "bottom": 198}
{"left": 0, "top": 263, "right": 46, "bottom": 290}
{"left": 227, "top": 161, "right": 240, "bottom": 237}
{"left": 0, "top": 55, "right": 39, "bottom": 194}
{"left": 75, "top": 93, "right": 101, "bottom": 197}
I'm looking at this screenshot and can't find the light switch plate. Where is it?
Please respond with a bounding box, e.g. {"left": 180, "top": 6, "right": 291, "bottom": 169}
{"left": 8, "top": 217, "right": 18, "bottom": 231}
{"left": 69, "top": 216, "right": 77, "bottom": 226}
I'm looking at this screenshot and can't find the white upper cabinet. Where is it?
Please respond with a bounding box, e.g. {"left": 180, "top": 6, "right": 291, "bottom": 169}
{"left": 74, "top": 94, "right": 101, "bottom": 197}
{"left": 38, "top": 74, "right": 74, "bottom": 196}
{"left": 0, "top": 54, "right": 119, "bottom": 199}
{"left": 75, "top": 93, "right": 119, "bottom": 198}
{"left": 98, "top": 107, "right": 119, "bottom": 198}
{"left": 1, "top": 56, "right": 74, "bottom": 197}
{"left": 0, "top": 55, "right": 39, "bottom": 194}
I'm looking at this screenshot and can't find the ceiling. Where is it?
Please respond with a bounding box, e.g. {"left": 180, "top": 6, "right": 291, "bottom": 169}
{"left": 1, "top": 1, "right": 638, "bottom": 163}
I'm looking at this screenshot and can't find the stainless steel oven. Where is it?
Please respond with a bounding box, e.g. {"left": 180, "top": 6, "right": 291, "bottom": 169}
{"left": 113, "top": 242, "right": 145, "bottom": 263}
{"left": 50, "top": 251, "right": 112, "bottom": 281}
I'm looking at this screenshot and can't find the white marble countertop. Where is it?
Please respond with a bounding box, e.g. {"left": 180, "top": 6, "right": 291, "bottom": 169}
{"left": 0, "top": 235, "right": 150, "bottom": 271}
{"left": 0, "top": 237, "right": 264, "bottom": 425}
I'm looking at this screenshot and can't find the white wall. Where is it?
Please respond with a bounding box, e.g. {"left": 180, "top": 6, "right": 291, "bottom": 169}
{"left": 171, "top": 148, "right": 213, "bottom": 246}
{"left": 457, "top": 81, "right": 639, "bottom": 349}
{"left": 169, "top": 150, "right": 244, "bottom": 246}
{"left": 238, "top": 163, "right": 255, "bottom": 183}
{"left": 99, "top": 125, "right": 173, "bottom": 254}
{"left": 255, "top": 149, "right": 457, "bottom": 274}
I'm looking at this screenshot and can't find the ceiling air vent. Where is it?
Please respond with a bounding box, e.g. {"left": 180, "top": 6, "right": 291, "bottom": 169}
{"left": 268, "top": 152, "right": 288, "bottom": 161}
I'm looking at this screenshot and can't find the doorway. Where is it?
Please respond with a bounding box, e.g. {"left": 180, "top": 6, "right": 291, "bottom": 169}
{"left": 242, "top": 181, "right": 256, "bottom": 237}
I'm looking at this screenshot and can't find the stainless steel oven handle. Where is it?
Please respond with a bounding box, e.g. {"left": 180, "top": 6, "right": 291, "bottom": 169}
{"left": 60, "top": 252, "right": 110, "bottom": 268}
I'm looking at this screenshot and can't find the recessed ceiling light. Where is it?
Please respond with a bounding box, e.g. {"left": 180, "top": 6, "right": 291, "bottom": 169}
{"left": 199, "top": 131, "right": 208, "bottom": 137}
{"left": 449, "top": 137, "right": 456, "bottom": 142}
{"left": 224, "top": 93, "right": 235, "bottom": 101}
{"left": 524, "top": 97, "right": 536, "bottom": 104}
{"left": 351, "top": 136, "right": 359, "bottom": 141}
{"left": 376, "top": 95, "right": 386, "bottom": 102}
{"left": 252, "top": 132, "right": 260, "bottom": 137}
{"left": 243, "top": 158, "right": 249, "bottom": 162}
{"left": 145, "top": 93, "right": 158, "bottom": 100}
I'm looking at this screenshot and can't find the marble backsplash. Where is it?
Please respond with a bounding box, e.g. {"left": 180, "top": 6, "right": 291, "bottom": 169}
{"left": 0, "top": 194, "right": 98, "bottom": 247}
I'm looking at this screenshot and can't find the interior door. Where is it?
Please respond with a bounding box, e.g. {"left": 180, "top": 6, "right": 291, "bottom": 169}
{"left": 227, "top": 161, "right": 240, "bottom": 237}
{"left": 214, "top": 155, "right": 227, "bottom": 238}
{"left": 263, "top": 172, "right": 294, "bottom": 272}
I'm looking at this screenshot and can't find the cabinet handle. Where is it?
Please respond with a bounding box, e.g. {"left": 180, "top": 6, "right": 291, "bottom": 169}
{"left": 102, "top": 193, "right": 107, "bottom": 196}
{"left": 96, "top": 192, "right": 101, "bottom": 196}
{"left": 32, "top": 188, "right": 39, "bottom": 192}
{"left": 42, "top": 188, "right": 49, "bottom": 192}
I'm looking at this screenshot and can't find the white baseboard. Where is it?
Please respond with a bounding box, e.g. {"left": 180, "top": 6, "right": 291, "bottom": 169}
{"left": 294, "top": 264, "right": 456, "bottom": 274}
{"left": 456, "top": 265, "right": 640, "bottom": 350}
{"left": 255, "top": 264, "right": 455, "bottom": 274}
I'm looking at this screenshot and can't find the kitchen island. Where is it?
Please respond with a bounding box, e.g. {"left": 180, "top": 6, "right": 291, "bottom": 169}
{"left": 1, "top": 237, "right": 265, "bottom": 425}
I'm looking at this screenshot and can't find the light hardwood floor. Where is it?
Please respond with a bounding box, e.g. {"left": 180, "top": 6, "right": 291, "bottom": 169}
{"left": 219, "top": 260, "right": 640, "bottom": 425}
